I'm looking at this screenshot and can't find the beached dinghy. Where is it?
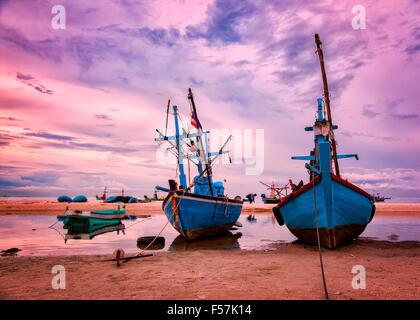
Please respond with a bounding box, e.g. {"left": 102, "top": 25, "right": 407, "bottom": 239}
{"left": 272, "top": 34, "right": 375, "bottom": 249}
{"left": 155, "top": 89, "right": 243, "bottom": 241}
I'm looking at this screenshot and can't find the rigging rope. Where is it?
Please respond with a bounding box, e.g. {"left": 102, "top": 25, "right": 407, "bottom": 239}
{"left": 164, "top": 100, "right": 170, "bottom": 137}
{"left": 124, "top": 217, "right": 152, "bottom": 230}
{"left": 312, "top": 177, "right": 329, "bottom": 300}
{"left": 133, "top": 195, "right": 183, "bottom": 257}
{"left": 224, "top": 196, "right": 229, "bottom": 217}
{"left": 48, "top": 219, "right": 66, "bottom": 241}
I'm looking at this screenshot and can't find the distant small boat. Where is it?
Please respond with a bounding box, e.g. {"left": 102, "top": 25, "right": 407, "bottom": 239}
{"left": 261, "top": 196, "right": 280, "bottom": 204}
{"left": 373, "top": 193, "right": 391, "bottom": 202}
{"left": 272, "top": 34, "right": 375, "bottom": 249}
{"left": 95, "top": 187, "right": 107, "bottom": 200}
{"left": 260, "top": 181, "right": 292, "bottom": 204}
{"left": 147, "top": 192, "right": 165, "bottom": 201}
{"left": 155, "top": 89, "right": 243, "bottom": 241}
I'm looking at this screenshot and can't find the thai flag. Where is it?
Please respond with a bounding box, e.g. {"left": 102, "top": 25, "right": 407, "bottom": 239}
{"left": 191, "top": 112, "right": 202, "bottom": 129}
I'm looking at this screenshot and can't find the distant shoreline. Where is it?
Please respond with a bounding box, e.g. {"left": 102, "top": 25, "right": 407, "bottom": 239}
{"left": 0, "top": 200, "right": 419, "bottom": 218}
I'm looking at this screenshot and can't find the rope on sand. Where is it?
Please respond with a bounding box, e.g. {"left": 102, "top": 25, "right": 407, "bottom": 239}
{"left": 312, "top": 178, "right": 329, "bottom": 300}
{"left": 113, "top": 194, "right": 184, "bottom": 265}
{"left": 124, "top": 216, "right": 152, "bottom": 230}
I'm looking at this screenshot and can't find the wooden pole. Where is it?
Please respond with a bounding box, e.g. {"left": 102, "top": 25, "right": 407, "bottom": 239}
{"left": 187, "top": 155, "right": 191, "bottom": 185}
{"left": 314, "top": 34, "right": 340, "bottom": 177}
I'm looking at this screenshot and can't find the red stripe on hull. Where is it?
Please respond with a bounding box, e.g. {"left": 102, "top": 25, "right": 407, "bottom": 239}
{"left": 276, "top": 175, "right": 322, "bottom": 208}
{"left": 276, "top": 173, "right": 373, "bottom": 209}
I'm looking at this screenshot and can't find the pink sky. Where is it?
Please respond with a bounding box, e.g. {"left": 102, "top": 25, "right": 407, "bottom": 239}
{"left": 0, "top": 0, "right": 419, "bottom": 202}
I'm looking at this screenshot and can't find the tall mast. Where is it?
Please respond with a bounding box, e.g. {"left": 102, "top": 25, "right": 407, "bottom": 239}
{"left": 314, "top": 34, "right": 340, "bottom": 177}
{"left": 188, "top": 88, "right": 214, "bottom": 197}
{"left": 173, "top": 105, "right": 187, "bottom": 189}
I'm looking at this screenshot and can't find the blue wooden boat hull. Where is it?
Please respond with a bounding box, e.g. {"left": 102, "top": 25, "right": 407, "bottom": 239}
{"left": 273, "top": 174, "right": 375, "bottom": 248}
{"left": 163, "top": 191, "right": 243, "bottom": 240}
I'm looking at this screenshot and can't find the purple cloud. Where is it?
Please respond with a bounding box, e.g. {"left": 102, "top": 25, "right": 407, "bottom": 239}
{"left": 186, "top": 0, "right": 256, "bottom": 44}
{"left": 15, "top": 72, "right": 54, "bottom": 95}
{"left": 94, "top": 114, "right": 113, "bottom": 121}
{"left": 23, "top": 130, "right": 74, "bottom": 141}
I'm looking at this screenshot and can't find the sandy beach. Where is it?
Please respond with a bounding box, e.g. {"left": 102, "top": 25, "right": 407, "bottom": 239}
{"left": 0, "top": 201, "right": 419, "bottom": 300}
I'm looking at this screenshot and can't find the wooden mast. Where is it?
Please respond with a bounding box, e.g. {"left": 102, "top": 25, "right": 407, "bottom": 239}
{"left": 173, "top": 105, "right": 187, "bottom": 189}
{"left": 314, "top": 34, "right": 340, "bottom": 177}
{"left": 188, "top": 88, "right": 214, "bottom": 197}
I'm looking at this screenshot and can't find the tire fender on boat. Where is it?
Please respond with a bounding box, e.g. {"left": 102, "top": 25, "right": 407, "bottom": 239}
{"left": 272, "top": 206, "right": 284, "bottom": 226}
{"left": 368, "top": 204, "right": 376, "bottom": 223}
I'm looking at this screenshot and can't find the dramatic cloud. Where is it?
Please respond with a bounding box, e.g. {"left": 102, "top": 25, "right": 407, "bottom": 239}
{"left": 0, "top": 0, "right": 419, "bottom": 200}
{"left": 0, "top": 116, "right": 21, "bottom": 121}
{"left": 94, "top": 114, "right": 113, "bottom": 121}
{"left": 23, "top": 130, "right": 74, "bottom": 141}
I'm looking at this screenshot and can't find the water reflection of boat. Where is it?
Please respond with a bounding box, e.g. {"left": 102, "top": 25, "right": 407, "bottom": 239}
{"left": 62, "top": 216, "right": 125, "bottom": 242}
{"left": 168, "top": 231, "right": 242, "bottom": 251}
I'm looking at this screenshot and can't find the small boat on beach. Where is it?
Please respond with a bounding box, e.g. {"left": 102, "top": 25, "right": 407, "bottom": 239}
{"left": 272, "top": 34, "right": 375, "bottom": 249}
{"left": 154, "top": 89, "right": 243, "bottom": 241}
{"left": 64, "top": 206, "right": 126, "bottom": 220}
{"left": 260, "top": 181, "right": 293, "bottom": 204}
{"left": 260, "top": 181, "right": 281, "bottom": 204}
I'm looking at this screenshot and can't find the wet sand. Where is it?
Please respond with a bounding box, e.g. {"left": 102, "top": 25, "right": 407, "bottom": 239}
{"left": 0, "top": 201, "right": 419, "bottom": 300}
{"left": 0, "top": 240, "right": 418, "bottom": 300}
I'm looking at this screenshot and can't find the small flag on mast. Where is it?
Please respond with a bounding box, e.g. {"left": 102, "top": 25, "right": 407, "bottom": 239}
{"left": 191, "top": 112, "right": 202, "bottom": 129}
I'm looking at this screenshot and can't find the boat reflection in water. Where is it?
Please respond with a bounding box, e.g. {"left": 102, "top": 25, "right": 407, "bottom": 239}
{"left": 168, "top": 231, "right": 242, "bottom": 251}
{"left": 59, "top": 216, "right": 125, "bottom": 243}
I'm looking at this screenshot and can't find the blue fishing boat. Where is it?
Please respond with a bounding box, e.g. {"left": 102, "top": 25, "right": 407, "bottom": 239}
{"left": 272, "top": 34, "right": 375, "bottom": 248}
{"left": 155, "top": 89, "right": 243, "bottom": 241}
